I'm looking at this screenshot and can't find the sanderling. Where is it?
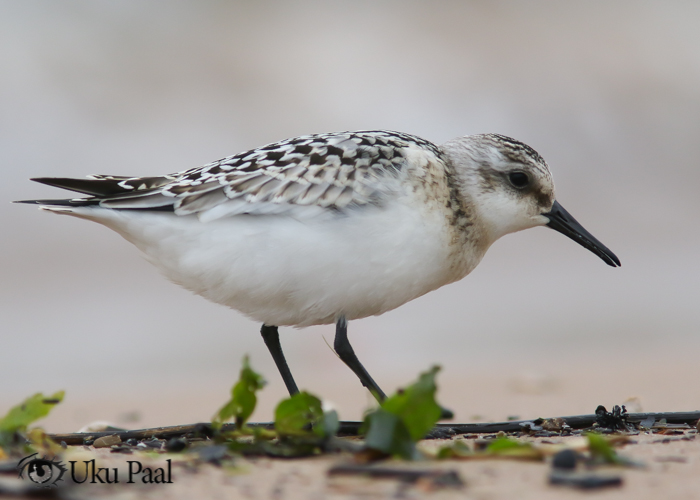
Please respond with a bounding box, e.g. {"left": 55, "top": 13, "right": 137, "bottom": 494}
{"left": 20, "top": 130, "right": 619, "bottom": 402}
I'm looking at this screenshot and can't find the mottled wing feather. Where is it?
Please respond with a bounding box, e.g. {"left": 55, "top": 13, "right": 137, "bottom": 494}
{"left": 91, "top": 131, "right": 443, "bottom": 220}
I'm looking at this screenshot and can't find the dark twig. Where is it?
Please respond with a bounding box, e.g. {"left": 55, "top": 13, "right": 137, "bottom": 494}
{"left": 47, "top": 411, "right": 700, "bottom": 445}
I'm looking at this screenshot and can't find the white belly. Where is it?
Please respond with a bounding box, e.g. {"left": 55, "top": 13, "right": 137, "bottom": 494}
{"left": 59, "top": 200, "right": 475, "bottom": 327}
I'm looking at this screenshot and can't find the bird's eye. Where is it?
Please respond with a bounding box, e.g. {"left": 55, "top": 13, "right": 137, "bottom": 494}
{"left": 508, "top": 172, "right": 530, "bottom": 188}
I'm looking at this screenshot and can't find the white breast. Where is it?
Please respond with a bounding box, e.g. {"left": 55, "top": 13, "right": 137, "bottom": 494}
{"left": 59, "top": 195, "right": 473, "bottom": 327}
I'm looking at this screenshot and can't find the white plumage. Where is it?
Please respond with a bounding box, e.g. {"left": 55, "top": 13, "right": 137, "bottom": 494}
{"left": 56, "top": 199, "right": 461, "bottom": 327}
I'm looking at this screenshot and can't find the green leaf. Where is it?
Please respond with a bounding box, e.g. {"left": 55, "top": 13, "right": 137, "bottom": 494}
{"left": 363, "top": 409, "right": 416, "bottom": 459}
{"left": 317, "top": 409, "right": 340, "bottom": 439}
{"left": 436, "top": 440, "right": 472, "bottom": 459}
{"left": 587, "top": 433, "right": 621, "bottom": 464}
{"left": 362, "top": 365, "right": 447, "bottom": 459}
{"left": 274, "top": 392, "right": 324, "bottom": 436}
{"left": 381, "top": 365, "right": 444, "bottom": 441}
{"left": 0, "top": 391, "right": 64, "bottom": 433}
{"left": 0, "top": 391, "right": 65, "bottom": 451}
{"left": 485, "top": 437, "right": 542, "bottom": 459}
{"left": 213, "top": 356, "right": 266, "bottom": 428}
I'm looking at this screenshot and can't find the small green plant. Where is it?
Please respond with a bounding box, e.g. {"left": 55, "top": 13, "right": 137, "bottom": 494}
{"left": 362, "top": 365, "right": 448, "bottom": 459}
{"left": 484, "top": 437, "right": 543, "bottom": 459}
{"left": 0, "top": 390, "right": 65, "bottom": 455}
{"left": 212, "top": 355, "right": 266, "bottom": 430}
{"left": 212, "top": 356, "right": 339, "bottom": 458}
{"left": 274, "top": 392, "right": 338, "bottom": 438}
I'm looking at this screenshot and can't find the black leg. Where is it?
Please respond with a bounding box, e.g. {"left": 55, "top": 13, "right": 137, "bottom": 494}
{"left": 333, "top": 316, "right": 387, "bottom": 402}
{"left": 260, "top": 324, "right": 299, "bottom": 396}
{"left": 333, "top": 318, "right": 453, "bottom": 420}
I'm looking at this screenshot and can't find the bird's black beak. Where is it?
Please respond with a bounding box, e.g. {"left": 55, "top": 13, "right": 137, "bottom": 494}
{"left": 544, "top": 200, "right": 621, "bottom": 267}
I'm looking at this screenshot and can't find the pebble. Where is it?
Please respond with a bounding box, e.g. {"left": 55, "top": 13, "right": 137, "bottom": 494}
{"left": 552, "top": 449, "right": 579, "bottom": 470}
{"left": 93, "top": 435, "right": 122, "bottom": 448}
{"left": 166, "top": 438, "right": 188, "bottom": 452}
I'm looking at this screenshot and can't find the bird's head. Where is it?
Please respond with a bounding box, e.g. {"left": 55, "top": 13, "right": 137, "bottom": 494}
{"left": 442, "top": 133, "right": 620, "bottom": 267}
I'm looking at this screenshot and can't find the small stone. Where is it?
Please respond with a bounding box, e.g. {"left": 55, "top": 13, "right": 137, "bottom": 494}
{"left": 542, "top": 417, "right": 566, "bottom": 432}
{"left": 519, "top": 421, "right": 543, "bottom": 432}
{"left": 534, "top": 431, "right": 556, "bottom": 438}
{"left": 473, "top": 440, "right": 491, "bottom": 451}
{"left": 140, "top": 438, "right": 164, "bottom": 449}
{"left": 93, "top": 435, "right": 122, "bottom": 448}
{"left": 552, "top": 449, "right": 579, "bottom": 470}
{"left": 197, "top": 445, "right": 231, "bottom": 465}
{"left": 193, "top": 423, "right": 215, "bottom": 438}
{"left": 638, "top": 416, "right": 655, "bottom": 429}
{"left": 166, "top": 438, "right": 188, "bottom": 452}
{"left": 110, "top": 444, "right": 133, "bottom": 454}
{"left": 425, "top": 427, "right": 456, "bottom": 440}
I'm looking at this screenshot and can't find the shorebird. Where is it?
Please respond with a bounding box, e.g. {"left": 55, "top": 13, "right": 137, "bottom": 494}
{"left": 20, "top": 131, "right": 620, "bottom": 404}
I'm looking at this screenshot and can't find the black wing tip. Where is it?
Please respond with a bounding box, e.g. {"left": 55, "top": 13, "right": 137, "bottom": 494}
{"left": 22, "top": 177, "right": 177, "bottom": 212}
{"left": 31, "top": 177, "right": 68, "bottom": 185}
{"left": 13, "top": 198, "right": 99, "bottom": 207}
{"left": 29, "top": 176, "right": 125, "bottom": 197}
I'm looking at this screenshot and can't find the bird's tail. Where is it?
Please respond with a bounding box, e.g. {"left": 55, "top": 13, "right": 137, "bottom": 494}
{"left": 15, "top": 175, "right": 177, "bottom": 210}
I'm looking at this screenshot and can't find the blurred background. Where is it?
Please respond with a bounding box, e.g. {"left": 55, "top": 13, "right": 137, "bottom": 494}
{"left": 1, "top": 1, "right": 698, "bottom": 431}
